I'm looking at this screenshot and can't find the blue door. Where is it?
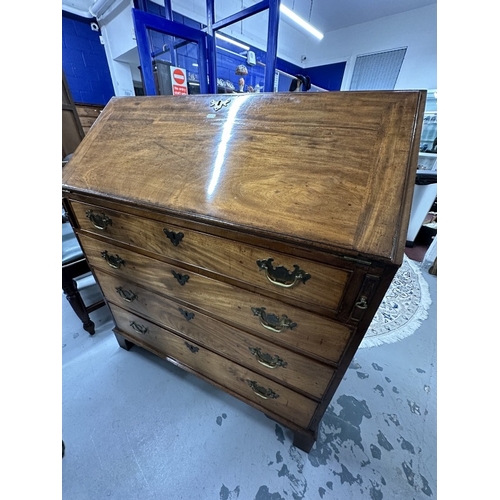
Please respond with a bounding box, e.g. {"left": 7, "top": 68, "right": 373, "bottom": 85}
{"left": 133, "top": 8, "right": 213, "bottom": 95}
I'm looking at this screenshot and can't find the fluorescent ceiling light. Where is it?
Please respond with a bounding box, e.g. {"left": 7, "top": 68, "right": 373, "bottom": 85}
{"left": 280, "top": 4, "right": 324, "bottom": 40}
{"left": 215, "top": 33, "right": 250, "bottom": 51}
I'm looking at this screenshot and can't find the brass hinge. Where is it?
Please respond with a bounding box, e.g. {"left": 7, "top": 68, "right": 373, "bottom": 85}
{"left": 342, "top": 256, "right": 372, "bottom": 266}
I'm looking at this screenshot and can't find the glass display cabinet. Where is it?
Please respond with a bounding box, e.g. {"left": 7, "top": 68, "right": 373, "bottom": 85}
{"left": 407, "top": 89, "right": 437, "bottom": 247}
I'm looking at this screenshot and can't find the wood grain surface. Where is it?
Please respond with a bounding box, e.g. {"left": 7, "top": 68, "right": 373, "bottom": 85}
{"left": 63, "top": 91, "right": 425, "bottom": 263}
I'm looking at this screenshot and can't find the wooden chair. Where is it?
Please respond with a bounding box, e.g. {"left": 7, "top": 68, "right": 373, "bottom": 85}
{"left": 62, "top": 73, "right": 107, "bottom": 334}
{"left": 62, "top": 209, "right": 106, "bottom": 335}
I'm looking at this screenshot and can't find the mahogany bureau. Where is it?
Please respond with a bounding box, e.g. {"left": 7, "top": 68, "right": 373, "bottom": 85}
{"left": 62, "top": 91, "right": 425, "bottom": 452}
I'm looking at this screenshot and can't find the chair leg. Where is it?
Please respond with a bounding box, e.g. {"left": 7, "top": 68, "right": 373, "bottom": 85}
{"left": 62, "top": 277, "right": 96, "bottom": 335}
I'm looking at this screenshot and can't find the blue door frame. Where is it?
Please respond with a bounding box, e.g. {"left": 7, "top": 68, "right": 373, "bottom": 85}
{"left": 133, "top": 0, "right": 281, "bottom": 95}
{"left": 132, "top": 8, "right": 211, "bottom": 95}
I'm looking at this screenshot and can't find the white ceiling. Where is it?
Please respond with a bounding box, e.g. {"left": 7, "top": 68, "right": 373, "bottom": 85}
{"left": 276, "top": 0, "right": 436, "bottom": 33}
{"left": 62, "top": 0, "right": 437, "bottom": 34}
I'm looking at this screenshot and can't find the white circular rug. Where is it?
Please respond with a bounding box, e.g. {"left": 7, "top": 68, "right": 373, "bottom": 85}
{"left": 359, "top": 255, "right": 432, "bottom": 348}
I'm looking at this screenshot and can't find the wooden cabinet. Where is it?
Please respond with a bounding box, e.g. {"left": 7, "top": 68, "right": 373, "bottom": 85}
{"left": 75, "top": 104, "right": 105, "bottom": 135}
{"left": 62, "top": 72, "right": 85, "bottom": 159}
{"left": 62, "top": 91, "right": 425, "bottom": 452}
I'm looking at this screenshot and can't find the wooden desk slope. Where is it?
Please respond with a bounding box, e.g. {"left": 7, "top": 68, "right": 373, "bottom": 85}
{"left": 62, "top": 91, "right": 425, "bottom": 452}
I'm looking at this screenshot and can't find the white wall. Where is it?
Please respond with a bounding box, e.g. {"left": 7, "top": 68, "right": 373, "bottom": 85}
{"left": 98, "top": 0, "right": 137, "bottom": 96}
{"left": 304, "top": 4, "right": 437, "bottom": 91}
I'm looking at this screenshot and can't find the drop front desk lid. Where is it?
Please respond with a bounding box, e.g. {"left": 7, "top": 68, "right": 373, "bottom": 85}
{"left": 62, "top": 91, "right": 426, "bottom": 264}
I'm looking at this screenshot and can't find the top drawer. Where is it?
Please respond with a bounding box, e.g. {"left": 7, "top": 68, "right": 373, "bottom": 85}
{"left": 70, "top": 200, "right": 351, "bottom": 313}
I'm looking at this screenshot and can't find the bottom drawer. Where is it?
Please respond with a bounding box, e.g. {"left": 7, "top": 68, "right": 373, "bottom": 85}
{"left": 110, "top": 303, "right": 318, "bottom": 429}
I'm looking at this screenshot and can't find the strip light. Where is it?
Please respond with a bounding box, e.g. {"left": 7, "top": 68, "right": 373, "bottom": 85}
{"left": 215, "top": 33, "right": 250, "bottom": 51}
{"left": 280, "top": 4, "right": 324, "bottom": 40}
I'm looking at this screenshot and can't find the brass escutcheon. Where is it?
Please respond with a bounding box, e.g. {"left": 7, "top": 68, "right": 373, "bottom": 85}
{"left": 179, "top": 308, "right": 195, "bottom": 321}
{"left": 209, "top": 98, "right": 231, "bottom": 111}
{"left": 172, "top": 270, "right": 189, "bottom": 286}
{"left": 355, "top": 296, "right": 368, "bottom": 310}
{"left": 185, "top": 342, "right": 199, "bottom": 354}
{"left": 163, "top": 228, "right": 184, "bottom": 247}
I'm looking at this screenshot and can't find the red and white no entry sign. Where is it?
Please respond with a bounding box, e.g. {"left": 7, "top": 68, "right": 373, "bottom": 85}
{"left": 172, "top": 68, "right": 185, "bottom": 85}
{"left": 170, "top": 66, "right": 188, "bottom": 95}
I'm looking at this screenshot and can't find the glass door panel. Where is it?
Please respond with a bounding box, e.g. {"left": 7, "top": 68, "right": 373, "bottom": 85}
{"left": 133, "top": 8, "right": 210, "bottom": 95}
{"left": 148, "top": 30, "right": 202, "bottom": 95}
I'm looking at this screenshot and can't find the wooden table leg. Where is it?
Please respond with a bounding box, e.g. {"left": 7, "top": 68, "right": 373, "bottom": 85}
{"left": 62, "top": 276, "right": 95, "bottom": 335}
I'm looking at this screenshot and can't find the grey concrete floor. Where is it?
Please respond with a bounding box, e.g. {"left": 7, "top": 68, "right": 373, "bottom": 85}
{"left": 62, "top": 265, "right": 436, "bottom": 500}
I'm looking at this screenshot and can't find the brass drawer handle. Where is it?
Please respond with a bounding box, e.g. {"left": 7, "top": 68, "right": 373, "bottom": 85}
{"left": 355, "top": 296, "right": 368, "bottom": 310}
{"left": 249, "top": 347, "right": 287, "bottom": 369}
{"left": 130, "top": 321, "right": 148, "bottom": 335}
{"left": 86, "top": 209, "right": 112, "bottom": 230}
{"left": 101, "top": 250, "right": 125, "bottom": 269}
{"left": 172, "top": 270, "right": 189, "bottom": 286}
{"left": 185, "top": 342, "right": 199, "bottom": 353}
{"left": 179, "top": 308, "right": 195, "bottom": 321}
{"left": 256, "top": 258, "right": 311, "bottom": 288}
{"left": 247, "top": 380, "right": 279, "bottom": 400}
{"left": 163, "top": 228, "right": 184, "bottom": 246}
{"left": 116, "top": 286, "right": 137, "bottom": 302}
{"left": 251, "top": 307, "right": 297, "bottom": 333}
